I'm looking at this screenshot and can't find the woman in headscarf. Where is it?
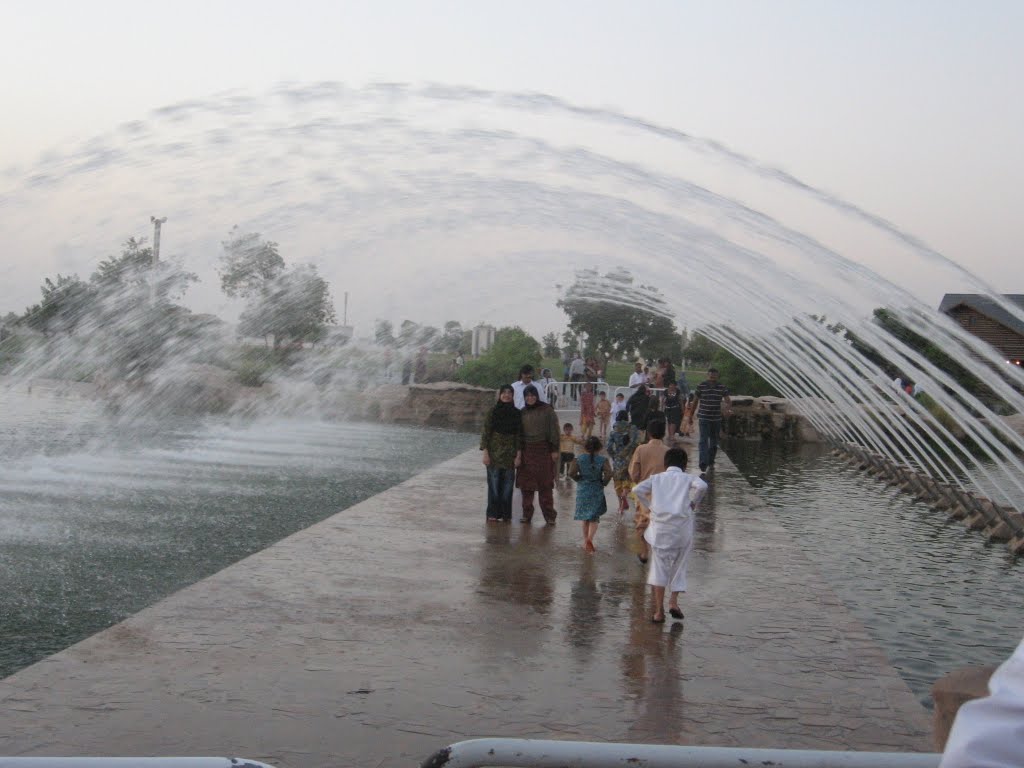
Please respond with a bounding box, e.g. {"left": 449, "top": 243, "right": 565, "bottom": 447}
{"left": 607, "top": 410, "right": 636, "bottom": 514}
{"left": 480, "top": 384, "right": 522, "bottom": 522}
{"left": 627, "top": 383, "right": 651, "bottom": 440}
{"left": 516, "top": 384, "right": 560, "bottom": 524}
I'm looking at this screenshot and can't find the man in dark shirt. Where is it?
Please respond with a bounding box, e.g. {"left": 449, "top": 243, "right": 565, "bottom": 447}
{"left": 690, "top": 368, "right": 732, "bottom": 473}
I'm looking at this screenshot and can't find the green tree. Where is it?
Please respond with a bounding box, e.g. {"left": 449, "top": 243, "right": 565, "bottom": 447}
{"left": 456, "top": 327, "right": 542, "bottom": 388}
{"left": 542, "top": 332, "right": 561, "bottom": 358}
{"left": 397, "top": 320, "right": 419, "bottom": 348}
{"left": 417, "top": 325, "right": 440, "bottom": 350}
{"left": 710, "top": 346, "right": 781, "bottom": 397}
{"left": 23, "top": 274, "right": 92, "bottom": 336}
{"left": 557, "top": 268, "right": 680, "bottom": 360}
{"left": 218, "top": 228, "right": 285, "bottom": 299}
{"left": 375, "top": 319, "right": 396, "bottom": 346}
{"left": 561, "top": 330, "right": 579, "bottom": 357}
{"left": 683, "top": 331, "right": 717, "bottom": 367}
{"left": 238, "top": 265, "right": 336, "bottom": 346}
{"left": 440, "top": 321, "right": 464, "bottom": 353}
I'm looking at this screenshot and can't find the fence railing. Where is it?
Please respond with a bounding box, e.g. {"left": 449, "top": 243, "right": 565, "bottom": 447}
{"left": 419, "top": 738, "right": 941, "bottom": 768}
{"left": 0, "top": 760, "right": 275, "bottom": 768}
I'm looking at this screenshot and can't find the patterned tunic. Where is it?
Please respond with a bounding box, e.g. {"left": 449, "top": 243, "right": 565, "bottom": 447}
{"left": 571, "top": 454, "right": 611, "bottom": 521}
{"left": 480, "top": 408, "right": 522, "bottom": 468}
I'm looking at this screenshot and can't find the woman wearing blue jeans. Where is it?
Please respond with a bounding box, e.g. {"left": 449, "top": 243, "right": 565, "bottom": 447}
{"left": 480, "top": 385, "right": 522, "bottom": 522}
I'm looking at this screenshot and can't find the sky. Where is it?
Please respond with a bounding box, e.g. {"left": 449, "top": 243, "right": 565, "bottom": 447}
{"left": 1, "top": 0, "right": 1022, "bottom": 338}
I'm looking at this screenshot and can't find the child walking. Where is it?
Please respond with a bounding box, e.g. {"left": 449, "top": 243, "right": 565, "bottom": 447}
{"left": 558, "top": 422, "right": 582, "bottom": 479}
{"left": 579, "top": 383, "right": 596, "bottom": 439}
{"left": 632, "top": 448, "right": 708, "bottom": 623}
{"left": 681, "top": 393, "right": 696, "bottom": 437}
{"left": 569, "top": 436, "right": 613, "bottom": 552}
{"left": 596, "top": 390, "right": 612, "bottom": 439}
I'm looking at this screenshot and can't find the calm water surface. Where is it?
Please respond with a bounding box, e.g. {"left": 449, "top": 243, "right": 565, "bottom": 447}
{"left": 725, "top": 438, "right": 1024, "bottom": 706}
{"left": 0, "top": 380, "right": 475, "bottom": 678}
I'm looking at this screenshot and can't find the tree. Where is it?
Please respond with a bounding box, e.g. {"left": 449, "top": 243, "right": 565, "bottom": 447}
{"left": 710, "top": 346, "right": 780, "bottom": 397}
{"left": 561, "top": 330, "right": 579, "bottom": 357}
{"left": 557, "top": 268, "right": 681, "bottom": 360}
{"left": 417, "top": 325, "right": 440, "bottom": 350}
{"left": 456, "top": 327, "right": 542, "bottom": 388}
{"left": 23, "top": 274, "right": 92, "bottom": 336}
{"left": 397, "top": 320, "right": 420, "bottom": 348}
{"left": 542, "top": 332, "right": 562, "bottom": 358}
{"left": 440, "top": 321, "right": 464, "bottom": 353}
{"left": 219, "top": 228, "right": 285, "bottom": 299}
{"left": 238, "top": 265, "right": 336, "bottom": 346}
{"left": 375, "top": 319, "right": 396, "bottom": 346}
{"left": 683, "top": 331, "right": 718, "bottom": 367}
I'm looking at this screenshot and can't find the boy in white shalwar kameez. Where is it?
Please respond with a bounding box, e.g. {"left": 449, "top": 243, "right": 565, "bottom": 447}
{"left": 632, "top": 448, "right": 708, "bottom": 623}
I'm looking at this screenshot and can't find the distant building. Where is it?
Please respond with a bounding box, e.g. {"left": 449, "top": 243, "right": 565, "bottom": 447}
{"left": 939, "top": 293, "right": 1024, "bottom": 365}
{"left": 471, "top": 324, "right": 495, "bottom": 357}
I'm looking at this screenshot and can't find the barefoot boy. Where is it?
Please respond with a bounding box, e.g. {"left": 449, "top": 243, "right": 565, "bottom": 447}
{"left": 632, "top": 448, "right": 708, "bottom": 623}
{"left": 596, "top": 390, "right": 612, "bottom": 439}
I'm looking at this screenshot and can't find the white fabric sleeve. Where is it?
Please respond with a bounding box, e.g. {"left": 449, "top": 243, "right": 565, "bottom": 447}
{"left": 633, "top": 476, "right": 654, "bottom": 507}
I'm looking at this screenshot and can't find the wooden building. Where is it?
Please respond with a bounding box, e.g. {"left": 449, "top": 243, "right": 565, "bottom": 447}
{"left": 939, "top": 293, "right": 1024, "bottom": 365}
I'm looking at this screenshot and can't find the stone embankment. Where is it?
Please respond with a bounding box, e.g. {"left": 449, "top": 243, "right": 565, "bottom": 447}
{"left": 724, "top": 396, "right": 822, "bottom": 442}
{"left": 832, "top": 443, "right": 1024, "bottom": 555}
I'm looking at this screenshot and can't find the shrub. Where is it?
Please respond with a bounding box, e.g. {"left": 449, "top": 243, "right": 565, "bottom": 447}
{"left": 457, "top": 327, "right": 542, "bottom": 389}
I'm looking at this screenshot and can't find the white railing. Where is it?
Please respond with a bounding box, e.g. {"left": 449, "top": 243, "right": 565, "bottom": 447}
{"left": 0, "top": 760, "right": 275, "bottom": 768}
{"left": 419, "top": 738, "right": 941, "bottom": 768}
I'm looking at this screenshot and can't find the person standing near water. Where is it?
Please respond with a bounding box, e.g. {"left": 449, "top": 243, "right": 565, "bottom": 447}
{"left": 512, "top": 365, "right": 548, "bottom": 409}
{"left": 517, "top": 385, "right": 560, "bottom": 524}
{"left": 480, "top": 385, "right": 522, "bottom": 522}
{"left": 569, "top": 436, "right": 612, "bottom": 552}
{"left": 689, "top": 367, "right": 731, "bottom": 474}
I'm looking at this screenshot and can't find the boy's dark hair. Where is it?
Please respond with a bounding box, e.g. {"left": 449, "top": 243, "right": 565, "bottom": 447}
{"left": 647, "top": 420, "right": 666, "bottom": 439}
{"left": 615, "top": 392, "right": 624, "bottom": 399}
{"left": 519, "top": 364, "right": 535, "bottom": 377}
{"left": 615, "top": 410, "right": 629, "bottom": 422}
{"left": 563, "top": 422, "right": 574, "bottom": 430}
{"left": 707, "top": 367, "right": 719, "bottom": 375}
{"left": 664, "top": 448, "right": 687, "bottom": 469}
{"left": 584, "top": 436, "right": 602, "bottom": 454}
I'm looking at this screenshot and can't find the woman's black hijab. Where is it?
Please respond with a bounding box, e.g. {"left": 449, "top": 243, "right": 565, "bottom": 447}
{"left": 491, "top": 384, "right": 521, "bottom": 434}
{"left": 521, "top": 384, "right": 542, "bottom": 410}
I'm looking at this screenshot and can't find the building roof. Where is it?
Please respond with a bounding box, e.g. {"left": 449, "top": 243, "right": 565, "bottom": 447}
{"left": 939, "top": 294, "right": 1024, "bottom": 336}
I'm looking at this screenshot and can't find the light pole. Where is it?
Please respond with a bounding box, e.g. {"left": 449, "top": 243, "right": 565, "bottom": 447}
{"left": 150, "top": 216, "right": 167, "bottom": 262}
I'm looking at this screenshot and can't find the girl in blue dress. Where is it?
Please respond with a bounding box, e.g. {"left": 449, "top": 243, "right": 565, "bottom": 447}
{"left": 569, "top": 436, "right": 613, "bottom": 552}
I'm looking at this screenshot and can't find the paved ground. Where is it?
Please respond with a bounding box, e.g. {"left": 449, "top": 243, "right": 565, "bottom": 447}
{"left": 0, "top": 437, "right": 933, "bottom": 767}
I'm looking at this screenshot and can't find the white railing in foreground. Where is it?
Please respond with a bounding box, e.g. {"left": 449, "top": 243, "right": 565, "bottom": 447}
{"left": 0, "top": 760, "right": 274, "bottom": 768}
{"left": 419, "top": 738, "right": 941, "bottom": 768}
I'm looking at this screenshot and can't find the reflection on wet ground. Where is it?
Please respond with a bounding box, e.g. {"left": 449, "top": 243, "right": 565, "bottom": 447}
{"left": 0, "top": 445, "right": 933, "bottom": 767}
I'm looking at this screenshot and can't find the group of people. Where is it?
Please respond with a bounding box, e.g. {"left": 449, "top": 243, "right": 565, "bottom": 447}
{"left": 479, "top": 357, "right": 1022, "bottom": 752}
{"left": 480, "top": 361, "right": 733, "bottom": 623}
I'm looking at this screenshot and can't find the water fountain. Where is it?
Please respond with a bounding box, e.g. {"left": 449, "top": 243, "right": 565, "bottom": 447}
{"left": 3, "top": 83, "right": 1021, "bottom": 533}
{"left": 1, "top": 82, "right": 1022, "bottom": 690}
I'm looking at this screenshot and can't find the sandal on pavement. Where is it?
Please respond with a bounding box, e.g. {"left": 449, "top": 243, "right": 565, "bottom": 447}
{"left": 669, "top": 607, "right": 684, "bottom": 620}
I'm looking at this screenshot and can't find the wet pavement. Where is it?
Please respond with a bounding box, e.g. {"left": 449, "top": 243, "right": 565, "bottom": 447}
{"left": 0, "top": 440, "right": 933, "bottom": 766}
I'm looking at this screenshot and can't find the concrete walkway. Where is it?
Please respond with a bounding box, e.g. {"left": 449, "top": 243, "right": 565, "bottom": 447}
{"left": 0, "top": 442, "right": 933, "bottom": 767}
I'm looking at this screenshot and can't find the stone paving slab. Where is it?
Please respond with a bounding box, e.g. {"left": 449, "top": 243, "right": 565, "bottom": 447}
{"left": 0, "top": 442, "right": 933, "bottom": 766}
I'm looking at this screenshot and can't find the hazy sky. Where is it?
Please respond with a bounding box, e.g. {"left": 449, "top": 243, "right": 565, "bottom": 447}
{"left": 2, "top": 0, "right": 1021, "bottom": 336}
